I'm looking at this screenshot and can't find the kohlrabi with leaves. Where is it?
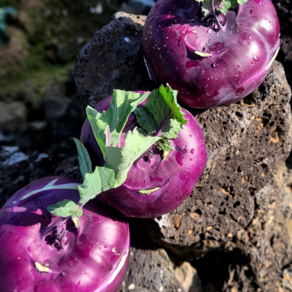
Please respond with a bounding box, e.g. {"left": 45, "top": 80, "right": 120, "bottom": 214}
{"left": 142, "top": 0, "right": 280, "bottom": 108}
{"left": 0, "top": 177, "right": 130, "bottom": 292}
{"left": 74, "top": 86, "right": 206, "bottom": 218}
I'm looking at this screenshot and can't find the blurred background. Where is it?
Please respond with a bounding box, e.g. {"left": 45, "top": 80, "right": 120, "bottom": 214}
{"left": 0, "top": 0, "right": 154, "bottom": 154}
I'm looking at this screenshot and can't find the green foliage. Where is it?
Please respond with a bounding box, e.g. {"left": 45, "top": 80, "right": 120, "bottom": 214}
{"left": 47, "top": 199, "right": 82, "bottom": 218}
{"left": 73, "top": 138, "right": 92, "bottom": 180}
{"left": 198, "top": 0, "right": 246, "bottom": 16}
{"left": 135, "top": 84, "right": 187, "bottom": 151}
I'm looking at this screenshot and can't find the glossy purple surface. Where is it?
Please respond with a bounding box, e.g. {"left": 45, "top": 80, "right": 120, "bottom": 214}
{"left": 80, "top": 93, "right": 207, "bottom": 218}
{"left": 0, "top": 177, "right": 130, "bottom": 292}
{"left": 142, "top": 0, "right": 280, "bottom": 108}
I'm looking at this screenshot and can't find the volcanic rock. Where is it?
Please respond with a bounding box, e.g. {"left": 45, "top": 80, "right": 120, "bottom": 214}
{"left": 73, "top": 12, "right": 156, "bottom": 109}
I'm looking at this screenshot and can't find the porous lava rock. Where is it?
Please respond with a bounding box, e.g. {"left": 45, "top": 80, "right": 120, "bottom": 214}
{"left": 118, "top": 248, "right": 186, "bottom": 292}
{"left": 222, "top": 164, "right": 292, "bottom": 292}
{"left": 272, "top": 0, "right": 292, "bottom": 85}
{"left": 73, "top": 12, "right": 156, "bottom": 108}
{"left": 73, "top": 11, "right": 292, "bottom": 250}
{"left": 147, "top": 60, "right": 292, "bottom": 249}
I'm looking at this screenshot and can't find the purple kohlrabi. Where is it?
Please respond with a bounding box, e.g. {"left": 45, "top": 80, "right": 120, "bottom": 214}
{"left": 80, "top": 92, "right": 207, "bottom": 218}
{"left": 142, "top": 0, "right": 280, "bottom": 108}
{"left": 0, "top": 177, "right": 130, "bottom": 292}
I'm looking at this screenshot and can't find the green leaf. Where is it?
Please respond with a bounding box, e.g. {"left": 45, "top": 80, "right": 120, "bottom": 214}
{"left": 78, "top": 166, "right": 115, "bottom": 205}
{"left": 146, "top": 85, "right": 186, "bottom": 128}
{"left": 237, "top": 0, "right": 248, "bottom": 5}
{"left": 134, "top": 107, "right": 157, "bottom": 135}
{"left": 135, "top": 84, "right": 187, "bottom": 151}
{"left": 73, "top": 138, "right": 92, "bottom": 179}
{"left": 201, "top": 0, "right": 212, "bottom": 16}
{"left": 112, "top": 90, "right": 149, "bottom": 135}
{"left": 160, "top": 119, "right": 183, "bottom": 140}
{"left": 106, "top": 128, "right": 160, "bottom": 186}
{"left": 87, "top": 91, "right": 149, "bottom": 154}
{"left": 157, "top": 139, "right": 173, "bottom": 151}
{"left": 47, "top": 199, "right": 83, "bottom": 218}
{"left": 76, "top": 128, "right": 159, "bottom": 206}
{"left": 86, "top": 106, "right": 107, "bottom": 160}
{"left": 230, "top": 0, "right": 238, "bottom": 8}
{"left": 217, "top": 0, "right": 231, "bottom": 14}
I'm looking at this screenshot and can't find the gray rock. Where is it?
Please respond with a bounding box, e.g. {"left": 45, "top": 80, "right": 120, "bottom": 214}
{"left": 2, "top": 152, "right": 29, "bottom": 166}
{"left": 42, "top": 82, "right": 71, "bottom": 122}
{"left": 118, "top": 248, "right": 185, "bottom": 292}
{"left": 73, "top": 13, "right": 292, "bottom": 252}
{"left": 222, "top": 163, "right": 292, "bottom": 292}
{"left": 147, "top": 61, "right": 292, "bottom": 250}
{"left": 0, "top": 101, "right": 27, "bottom": 132}
{"left": 73, "top": 12, "right": 156, "bottom": 109}
{"left": 174, "top": 262, "right": 203, "bottom": 292}
{"left": 0, "top": 131, "right": 14, "bottom": 143}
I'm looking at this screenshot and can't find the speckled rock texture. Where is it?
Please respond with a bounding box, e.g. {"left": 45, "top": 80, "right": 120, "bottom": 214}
{"left": 118, "top": 248, "right": 186, "bottom": 292}
{"left": 72, "top": 12, "right": 292, "bottom": 290}
{"left": 272, "top": 0, "right": 292, "bottom": 85}
{"left": 221, "top": 164, "right": 292, "bottom": 292}
{"left": 73, "top": 13, "right": 292, "bottom": 250}
{"left": 148, "top": 60, "right": 292, "bottom": 248}
{"left": 73, "top": 12, "right": 156, "bottom": 109}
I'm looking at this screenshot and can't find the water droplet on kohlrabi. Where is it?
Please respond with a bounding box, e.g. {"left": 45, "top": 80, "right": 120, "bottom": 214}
{"left": 212, "top": 63, "right": 218, "bottom": 68}
{"left": 204, "top": 85, "right": 209, "bottom": 89}
{"left": 42, "top": 259, "right": 50, "bottom": 267}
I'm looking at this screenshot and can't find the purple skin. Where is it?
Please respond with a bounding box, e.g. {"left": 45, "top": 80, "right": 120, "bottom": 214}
{"left": 0, "top": 177, "right": 130, "bottom": 292}
{"left": 80, "top": 93, "right": 207, "bottom": 218}
{"left": 142, "top": 0, "right": 280, "bottom": 108}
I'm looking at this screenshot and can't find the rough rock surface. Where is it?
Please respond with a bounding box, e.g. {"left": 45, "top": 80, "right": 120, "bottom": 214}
{"left": 73, "top": 12, "right": 292, "bottom": 248}
{"left": 147, "top": 60, "right": 292, "bottom": 247}
{"left": 272, "top": 0, "right": 292, "bottom": 85}
{"left": 119, "top": 248, "right": 185, "bottom": 292}
{"left": 222, "top": 164, "right": 292, "bottom": 292}
{"left": 0, "top": 94, "right": 84, "bottom": 208}
{"left": 174, "top": 262, "right": 203, "bottom": 292}
{"left": 0, "top": 101, "right": 27, "bottom": 132}
{"left": 73, "top": 12, "right": 157, "bottom": 108}
{"left": 72, "top": 13, "right": 292, "bottom": 290}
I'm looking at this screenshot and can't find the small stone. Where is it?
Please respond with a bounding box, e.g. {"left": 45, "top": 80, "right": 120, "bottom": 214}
{"left": 0, "top": 102, "right": 27, "bottom": 132}
{"left": 2, "top": 152, "right": 29, "bottom": 166}
{"left": 128, "top": 283, "right": 135, "bottom": 290}
{"left": 175, "top": 262, "right": 203, "bottom": 292}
